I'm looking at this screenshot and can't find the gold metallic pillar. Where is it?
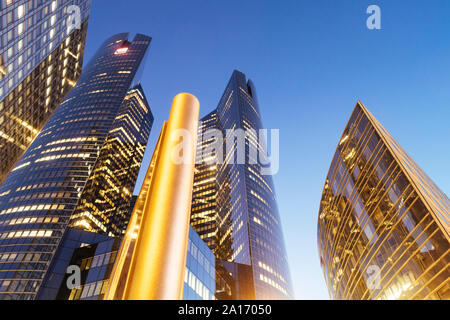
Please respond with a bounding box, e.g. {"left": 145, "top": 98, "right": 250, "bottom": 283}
{"left": 106, "top": 93, "right": 199, "bottom": 300}
{"left": 104, "top": 123, "right": 167, "bottom": 300}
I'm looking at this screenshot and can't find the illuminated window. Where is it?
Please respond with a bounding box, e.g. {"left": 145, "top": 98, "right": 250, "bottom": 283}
{"left": 17, "top": 22, "right": 24, "bottom": 35}
{"left": 17, "top": 5, "right": 24, "bottom": 18}
{"left": 0, "top": 58, "right": 5, "bottom": 77}
{"left": 114, "top": 47, "right": 129, "bottom": 55}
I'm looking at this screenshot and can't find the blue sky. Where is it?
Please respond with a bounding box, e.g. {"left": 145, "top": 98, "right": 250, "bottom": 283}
{"left": 83, "top": 0, "right": 450, "bottom": 299}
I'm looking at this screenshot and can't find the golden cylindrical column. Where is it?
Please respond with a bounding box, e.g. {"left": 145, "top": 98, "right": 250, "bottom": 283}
{"left": 104, "top": 123, "right": 167, "bottom": 300}
{"left": 122, "top": 93, "right": 199, "bottom": 300}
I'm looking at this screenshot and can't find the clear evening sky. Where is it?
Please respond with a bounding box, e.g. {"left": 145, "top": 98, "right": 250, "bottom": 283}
{"left": 82, "top": 0, "right": 450, "bottom": 299}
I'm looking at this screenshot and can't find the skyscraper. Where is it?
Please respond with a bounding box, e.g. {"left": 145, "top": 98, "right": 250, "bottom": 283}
{"left": 0, "top": 33, "right": 151, "bottom": 300}
{"left": 69, "top": 84, "right": 154, "bottom": 236}
{"left": 0, "top": 0, "right": 92, "bottom": 184}
{"left": 191, "top": 70, "right": 293, "bottom": 299}
{"left": 317, "top": 101, "right": 450, "bottom": 300}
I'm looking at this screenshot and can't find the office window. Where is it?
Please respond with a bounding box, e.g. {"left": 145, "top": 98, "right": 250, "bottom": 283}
{"left": 6, "top": 11, "right": 13, "bottom": 25}
{"left": 17, "top": 22, "right": 24, "bottom": 35}
{"left": 17, "top": 5, "right": 25, "bottom": 19}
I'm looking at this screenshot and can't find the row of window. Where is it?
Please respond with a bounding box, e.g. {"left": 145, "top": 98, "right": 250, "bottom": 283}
{"left": 68, "top": 279, "right": 108, "bottom": 300}
{"left": 184, "top": 267, "right": 213, "bottom": 300}
{"left": 0, "top": 229, "right": 53, "bottom": 239}
{"left": 187, "top": 237, "right": 215, "bottom": 279}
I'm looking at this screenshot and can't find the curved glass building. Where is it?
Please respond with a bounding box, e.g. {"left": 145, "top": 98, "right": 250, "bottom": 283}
{"left": 0, "top": 33, "right": 151, "bottom": 299}
{"left": 318, "top": 101, "right": 450, "bottom": 300}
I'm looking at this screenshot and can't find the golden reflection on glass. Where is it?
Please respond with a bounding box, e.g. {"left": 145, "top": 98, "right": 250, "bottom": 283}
{"left": 318, "top": 101, "right": 449, "bottom": 300}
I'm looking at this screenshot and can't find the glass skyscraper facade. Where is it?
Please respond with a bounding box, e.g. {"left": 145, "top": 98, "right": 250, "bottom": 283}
{"left": 0, "top": 33, "right": 151, "bottom": 299}
{"left": 191, "top": 70, "right": 293, "bottom": 299}
{"left": 0, "top": 0, "right": 92, "bottom": 184}
{"left": 191, "top": 110, "right": 219, "bottom": 250}
{"left": 69, "top": 84, "right": 153, "bottom": 236}
{"left": 184, "top": 225, "right": 216, "bottom": 300}
{"left": 317, "top": 101, "right": 450, "bottom": 300}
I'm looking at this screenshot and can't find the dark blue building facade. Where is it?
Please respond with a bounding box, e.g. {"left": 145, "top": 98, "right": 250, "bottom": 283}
{"left": 37, "top": 227, "right": 117, "bottom": 300}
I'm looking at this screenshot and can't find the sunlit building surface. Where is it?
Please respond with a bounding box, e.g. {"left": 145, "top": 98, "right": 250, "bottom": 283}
{"left": 69, "top": 84, "right": 153, "bottom": 236}
{"left": 191, "top": 110, "right": 219, "bottom": 250}
{"left": 37, "top": 226, "right": 215, "bottom": 300}
{"left": 0, "top": 0, "right": 92, "bottom": 184}
{"left": 191, "top": 70, "right": 293, "bottom": 299}
{"left": 0, "top": 33, "right": 151, "bottom": 299}
{"left": 318, "top": 101, "right": 450, "bottom": 300}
